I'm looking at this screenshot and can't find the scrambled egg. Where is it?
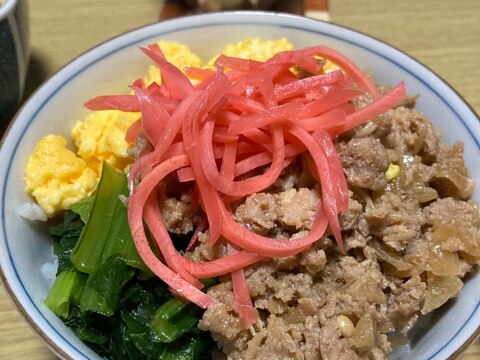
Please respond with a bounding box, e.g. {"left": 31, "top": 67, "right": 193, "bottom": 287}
{"left": 24, "top": 37, "right": 332, "bottom": 217}
{"left": 208, "top": 37, "right": 293, "bottom": 65}
{"left": 322, "top": 59, "right": 340, "bottom": 73}
{"left": 71, "top": 110, "right": 138, "bottom": 175}
{"left": 24, "top": 135, "right": 97, "bottom": 217}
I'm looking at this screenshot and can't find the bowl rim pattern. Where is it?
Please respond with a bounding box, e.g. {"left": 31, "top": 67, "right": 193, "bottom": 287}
{"left": 0, "top": 10, "right": 479, "bottom": 360}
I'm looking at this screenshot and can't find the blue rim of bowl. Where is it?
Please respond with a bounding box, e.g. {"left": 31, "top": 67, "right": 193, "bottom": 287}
{"left": 1, "top": 11, "right": 479, "bottom": 360}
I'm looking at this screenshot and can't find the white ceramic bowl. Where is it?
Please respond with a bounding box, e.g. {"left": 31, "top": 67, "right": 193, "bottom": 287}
{"left": 1, "top": 11, "right": 479, "bottom": 360}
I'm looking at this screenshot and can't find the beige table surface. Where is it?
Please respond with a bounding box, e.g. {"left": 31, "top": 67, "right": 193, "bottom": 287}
{"left": 1, "top": 0, "right": 479, "bottom": 359}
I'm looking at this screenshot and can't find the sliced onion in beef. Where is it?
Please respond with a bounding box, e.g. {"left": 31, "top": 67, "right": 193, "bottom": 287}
{"left": 421, "top": 273, "right": 463, "bottom": 315}
{"left": 427, "top": 244, "right": 462, "bottom": 276}
{"left": 430, "top": 170, "right": 474, "bottom": 200}
{"left": 413, "top": 185, "right": 438, "bottom": 203}
{"left": 343, "top": 277, "right": 386, "bottom": 305}
{"left": 351, "top": 313, "right": 376, "bottom": 351}
{"left": 370, "top": 241, "right": 413, "bottom": 272}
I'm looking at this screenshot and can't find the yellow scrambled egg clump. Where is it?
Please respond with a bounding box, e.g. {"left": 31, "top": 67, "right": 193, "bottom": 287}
{"left": 71, "top": 110, "right": 138, "bottom": 175}
{"left": 322, "top": 60, "right": 340, "bottom": 73}
{"left": 24, "top": 135, "right": 97, "bottom": 217}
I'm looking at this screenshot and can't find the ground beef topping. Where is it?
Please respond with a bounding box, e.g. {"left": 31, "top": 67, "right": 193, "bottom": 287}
{"left": 185, "top": 98, "right": 480, "bottom": 360}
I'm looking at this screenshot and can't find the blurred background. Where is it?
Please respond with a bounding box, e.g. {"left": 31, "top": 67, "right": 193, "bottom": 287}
{"left": 21, "top": 0, "right": 479, "bottom": 112}
{"left": 1, "top": 0, "right": 479, "bottom": 359}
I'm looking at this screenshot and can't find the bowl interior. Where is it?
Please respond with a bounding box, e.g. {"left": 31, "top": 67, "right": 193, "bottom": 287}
{"left": 1, "top": 12, "right": 479, "bottom": 360}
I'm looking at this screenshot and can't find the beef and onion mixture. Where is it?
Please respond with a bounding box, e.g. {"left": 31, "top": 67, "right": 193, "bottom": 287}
{"left": 162, "top": 94, "right": 480, "bottom": 359}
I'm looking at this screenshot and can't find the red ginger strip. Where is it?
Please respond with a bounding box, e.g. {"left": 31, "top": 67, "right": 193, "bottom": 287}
{"left": 125, "top": 118, "right": 142, "bottom": 143}
{"left": 144, "top": 193, "right": 204, "bottom": 289}
{"left": 131, "top": 85, "right": 170, "bottom": 145}
{"left": 184, "top": 66, "right": 216, "bottom": 81}
{"left": 287, "top": 124, "right": 345, "bottom": 252}
{"left": 246, "top": 75, "right": 276, "bottom": 108}
{"left": 262, "top": 50, "right": 321, "bottom": 76}
{"left": 220, "top": 193, "right": 329, "bottom": 257}
{"left": 181, "top": 94, "right": 223, "bottom": 246}
{"left": 148, "top": 91, "right": 205, "bottom": 167}
{"left": 185, "top": 217, "right": 208, "bottom": 252}
{"left": 140, "top": 45, "right": 194, "bottom": 100}
{"left": 144, "top": 193, "right": 264, "bottom": 278}
{"left": 274, "top": 70, "right": 344, "bottom": 102}
{"left": 302, "top": 45, "right": 380, "bottom": 98}
{"left": 224, "top": 93, "right": 265, "bottom": 113}
{"left": 296, "top": 106, "right": 348, "bottom": 133}
{"left": 294, "top": 87, "right": 360, "bottom": 119}
{"left": 337, "top": 82, "right": 406, "bottom": 134}
{"left": 176, "top": 141, "right": 269, "bottom": 183}
{"left": 127, "top": 155, "right": 215, "bottom": 309}
{"left": 212, "top": 127, "right": 238, "bottom": 143}
{"left": 214, "top": 54, "right": 263, "bottom": 72}
{"left": 84, "top": 86, "right": 179, "bottom": 114}
{"left": 227, "top": 244, "right": 257, "bottom": 329}
{"left": 233, "top": 142, "right": 304, "bottom": 178}
{"left": 312, "top": 128, "right": 350, "bottom": 213}
{"left": 220, "top": 140, "right": 238, "bottom": 180}
{"left": 128, "top": 151, "right": 153, "bottom": 192}
{"left": 227, "top": 101, "right": 303, "bottom": 136}
{"left": 201, "top": 119, "right": 285, "bottom": 197}
{"left": 84, "top": 94, "right": 140, "bottom": 112}
{"left": 240, "top": 128, "right": 271, "bottom": 149}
